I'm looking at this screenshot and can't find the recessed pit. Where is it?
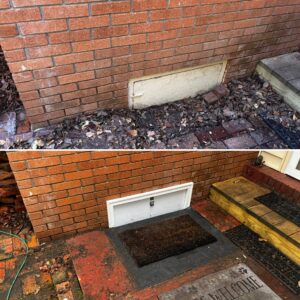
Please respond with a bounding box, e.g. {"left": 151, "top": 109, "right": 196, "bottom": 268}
{"left": 119, "top": 214, "right": 217, "bottom": 267}
{"left": 108, "top": 208, "right": 237, "bottom": 289}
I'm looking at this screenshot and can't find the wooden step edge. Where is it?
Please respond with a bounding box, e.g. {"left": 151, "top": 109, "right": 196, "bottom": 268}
{"left": 210, "top": 185, "right": 300, "bottom": 248}
{"left": 209, "top": 187, "right": 300, "bottom": 265}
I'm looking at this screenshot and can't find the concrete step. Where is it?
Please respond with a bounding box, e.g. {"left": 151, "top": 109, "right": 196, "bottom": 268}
{"left": 209, "top": 176, "right": 300, "bottom": 265}
{"left": 256, "top": 52, "right": 300, "bottom": 112}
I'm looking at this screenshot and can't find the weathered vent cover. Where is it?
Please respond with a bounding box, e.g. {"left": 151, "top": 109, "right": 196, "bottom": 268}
{"left": 107, "top": 183, "right": 193, "bottom": 228}
{"left": 129, "top": 61, "right": 227, "bottom": 109}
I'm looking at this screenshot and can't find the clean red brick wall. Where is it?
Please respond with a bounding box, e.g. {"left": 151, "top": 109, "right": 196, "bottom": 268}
{"left": 7, "top": 151, "right": 257, "bottom": 240}
{"left": 1, "top": 1, "right": 299, "bottom": 128}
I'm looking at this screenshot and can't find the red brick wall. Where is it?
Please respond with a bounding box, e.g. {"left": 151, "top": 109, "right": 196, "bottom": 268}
{"left": 1, "top": 2, "right": 299, "bottom": 127}
{"left": 7, "top": 151, "right": 257, "bottom": 240}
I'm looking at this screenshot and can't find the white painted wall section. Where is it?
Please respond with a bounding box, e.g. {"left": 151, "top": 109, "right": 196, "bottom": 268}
{"left": 129, "top": 61, "right": 227, "bottom": 109}
{"left": 106, "top": 182, "right": 194, "bottom": 228}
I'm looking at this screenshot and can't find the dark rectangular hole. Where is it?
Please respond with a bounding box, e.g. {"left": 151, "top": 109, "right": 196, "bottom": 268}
{"left": 119, "top": 214, "right": 217, "bottom": 267}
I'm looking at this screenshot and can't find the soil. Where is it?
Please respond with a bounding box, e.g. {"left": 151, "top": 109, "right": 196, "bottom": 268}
{"left": 0, "top": 46, "right": 22, "bottom": 114}
{"left": 255, "top": 192, "right": 300, "bottom": 227}
{"left": 119, "top": 215, "right": 217, "bottom": 267}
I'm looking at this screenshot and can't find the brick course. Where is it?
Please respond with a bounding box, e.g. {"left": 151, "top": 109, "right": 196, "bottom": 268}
{"left": 1, "top": 1, "right": 300, "bottom": 127}
{"left": 7, "top": 151, "right": 257, "bottom": 240}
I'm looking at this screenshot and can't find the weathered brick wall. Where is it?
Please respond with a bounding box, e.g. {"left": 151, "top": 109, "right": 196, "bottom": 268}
{"left": 7, "top": 151, "right": 257, "bottom": 240}
{"left": 1, "top": 1, "right": 299, "bottom": 127}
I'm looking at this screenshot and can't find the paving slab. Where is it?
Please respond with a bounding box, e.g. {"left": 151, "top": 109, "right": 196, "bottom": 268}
{"left": 67, "top": 230, "right": 133, "bottom": 299}
{"left": 250, "top": 128, "right": 276, "bottom": 146}
{"left": 167, "top": 133, "right": 200, "bottom": 149}
{"left": 222, "top": 119, "right": 253, "bottom": 135}
{"left": 256, "top": 52, "right": 300, "bottom": 112}
{"left": 224, "top": 134, "right": 257, "bottom": 149}
{"left": 159, "top": 264, "right": 281, "bottom": 300}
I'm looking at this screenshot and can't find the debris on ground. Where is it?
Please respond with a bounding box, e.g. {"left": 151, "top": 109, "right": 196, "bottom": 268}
{"left": 0, "top": 46, "right": 22, "bottom": 114}
{"left": 8, "top": 75, "right": 298, "bottom": 149}
{"left": 0, "top": 220, "right": 82, "bottom": 300}
{"left": 0, "top": 44, "right": 299, "bottom": 149}
{"left": 0, "top": 206, "right": 32, "bottom": 235}
{"left": 0, "top": 47, "right": 28, "bottom": 147}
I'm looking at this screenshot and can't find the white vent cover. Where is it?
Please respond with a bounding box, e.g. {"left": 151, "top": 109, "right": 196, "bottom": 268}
{"left": 129, "top": 61, "right": 227, "bottom": 109}
{"left": 107, "top": 182, "right": 194, "bottom": 228}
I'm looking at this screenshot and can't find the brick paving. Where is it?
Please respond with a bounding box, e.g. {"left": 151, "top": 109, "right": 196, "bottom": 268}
{"left": 0, "top": 233, "right": 82, "bottom": 300}
{"left": 67, "top": 201, "right": 298, "bottom": 300}
{"left": 1, "top": 199, "right": 298, "bottom": 300}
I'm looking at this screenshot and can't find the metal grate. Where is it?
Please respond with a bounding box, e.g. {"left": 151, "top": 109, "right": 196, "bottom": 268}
{"left": 255, "top": 192, "right": 300, "bottom": 227}
{"left": 225, "top": 225, "right": 300, "bottom": 295}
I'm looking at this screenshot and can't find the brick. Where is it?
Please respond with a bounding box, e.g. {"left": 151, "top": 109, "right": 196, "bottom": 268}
{"left": 112, "top": 34, "right": 146, "bottom": 47}
{"left": 28, "top": 44, "right": 71, "bottom": 59}
{"left": 224, "top": 134, "right": 257, "bottom": 149}
{"left": 0, "top": 8, "right": 41, "bottom": 24}
{"left": 0, "top": 0, "right": 10, "bottom": 9}
{"left": 33, "top": 65, "right": 74, "bottom": 79}
{"left": 40, "top": 272, "right": 52, "bottom": 287}
{"left": 69, "top": 15, "right": 109, "bottom": 30}
{"left": 213, "top": 84, "right": 230, "bottom": 98}
{"left": 93, "top": 26, "right": 129, "bottom": 39}
{"left": 4, "top": 49, "right": 25, "bottom": 61}
{"left": 58, "top": 71, "right": 95, "bottom": 85}
{"left": 92, "top": 2, "right": 130, "bottom": 15}
{"left": 22, "top": 274, "right": 39, "bottom": 295}
{"left": 203, "top": 92, "right": 219, "bottom": 105}
{"left": 19, "top": 20, "right": 67, "bottom": 35}
{"left": 133, "top": 0, "right": 167, "bottom": 11}
{"left": 0, "top": 25, "right": 18, "bottom": 37}
{"left": 222, "top": 119, "right": 253, "bottom": 135}
{"left": 72, "top": 39, "right": 111, "bottom": 52}
{"left": 49, "top": 29, "right": 90, "bottom": 44}
{"left": 40, "top": 83, "right": 77, "bottom": 97}
{"left": 0, "top": 268, "right": 5, "bottom": 284}
{"left": 112, "top": 12, "right": 147, "bottom": 25}
{"left": 0, "top": 0, "right": 298, "bottom": 128}
{"left": 54, "top": 52, "right": 93, "bottom": 66}
{"left": 10, "top": 58, "right": 53, "bottom": 72}
{"left": 43, "top": 5, "right": 89, "bottom": 19}
{"left": 45, "top": 99, "right": 80, "bottom": 113}
{"left": 12, "top": 0, "right": 62, "bottom": 7}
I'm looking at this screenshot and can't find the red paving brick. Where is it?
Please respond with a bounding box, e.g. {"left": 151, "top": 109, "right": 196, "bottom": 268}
{"left": 22, "top": 274, "right": 39, "bottom": 295}
{"left": 127, "top": 253, "right": 242, "bottom": 300}
{"left": 66, "top": 204, "right": 298, "bottom": 300}
{"left": 5, "top": 258, "right": 16, "bottom": 270}
{"left": 66, "top": 201, "right": 242, "bottom": 299}
{"left": 192, "top": 200, "right": 240, "bottom": 232}
{"left": 0, "top": 268, "right": 5, "bottom": 284}
{"left": 67, "top": 230, "right": 133, "bottom": 300}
